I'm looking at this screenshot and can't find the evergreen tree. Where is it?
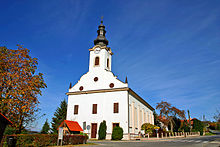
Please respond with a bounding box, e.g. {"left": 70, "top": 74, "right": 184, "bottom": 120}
{"left": 192, "top": 119, "right": 204, "bottom": 135}
{"left": 51, "top": 99, "right": 67, "bottom": 134}
{"left": 153, "top": 110, "right": 160, "bottom": 126}
{"left": 98, "top": 120, "right": 107, "bottom": 140}
{"left": 172, "top": 116, "right": 181, "bottom": 132}
{"left": 41, "top": 119, "right": 50, "bottom": 134}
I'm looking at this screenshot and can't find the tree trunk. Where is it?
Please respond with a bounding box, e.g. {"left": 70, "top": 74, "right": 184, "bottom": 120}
{"left": 170, "top": 120, "right": 174, "bottom": 133}
{"left": 16, "top": 115, "right": 23, "bottom": 134}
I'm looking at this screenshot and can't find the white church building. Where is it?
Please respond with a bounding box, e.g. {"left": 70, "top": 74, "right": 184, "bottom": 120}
{"left": 66, "top": 20, "right": 154, "bottom": 140}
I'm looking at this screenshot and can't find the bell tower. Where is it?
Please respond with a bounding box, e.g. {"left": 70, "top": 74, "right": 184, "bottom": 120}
{"left": 89, "top": 19, "right": 113, "bottom": 72}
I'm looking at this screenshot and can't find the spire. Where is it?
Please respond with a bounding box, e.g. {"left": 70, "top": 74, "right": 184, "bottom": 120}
{"left": 94, "top": 17, "right": 109, "bottom": 46}
{"left": 125, "top": 76, "right": 128, "bottom": 83}
{"left": 69, "top": 82, "right": 72, "bottom": 89}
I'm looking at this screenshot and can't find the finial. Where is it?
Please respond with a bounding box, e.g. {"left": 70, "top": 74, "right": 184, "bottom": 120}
{"left": 125, "top": 76, "right": 128, "bottom": 83}
{"left": 69, "top": 82, "right": 72, "bottom": 89}
{"left": 94, "top": 17, "right": 109, "bottom": 46}
{"left": 101, "top": 16, "right": 104, "bottom": 24}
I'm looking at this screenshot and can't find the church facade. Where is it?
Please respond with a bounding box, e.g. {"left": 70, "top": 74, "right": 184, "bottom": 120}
{"left": 66, "top": 21, "right": 154, "bottom": 140}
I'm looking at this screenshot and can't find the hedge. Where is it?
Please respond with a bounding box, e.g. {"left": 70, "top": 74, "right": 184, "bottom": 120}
{"left": 2, "top": 134, "right": 88, "bottom": 146}
{"left": 111, "top": 126, "right": 123, "bottom": 140}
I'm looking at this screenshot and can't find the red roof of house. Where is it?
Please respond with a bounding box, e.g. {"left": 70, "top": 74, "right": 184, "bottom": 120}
{"left": 0, "top": 113, "right": 13, "bottom": 125}
{"left": 58, "top": 120, "right": 83, "bottom": 132}
{"left": 180, "top": 118, "right": 197, "bottom": 125}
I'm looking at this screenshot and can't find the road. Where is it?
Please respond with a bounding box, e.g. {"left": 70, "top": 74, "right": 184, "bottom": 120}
{"left": 88, "top": 135, "right": 220, "bottom": 147}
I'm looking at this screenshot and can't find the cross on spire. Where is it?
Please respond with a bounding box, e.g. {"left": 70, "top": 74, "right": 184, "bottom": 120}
{"left": 101, "top": 16, "right": 104, "bottom": 24}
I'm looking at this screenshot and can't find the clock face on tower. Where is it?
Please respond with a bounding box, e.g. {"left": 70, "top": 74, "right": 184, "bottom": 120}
{"left": 94, "top": 48, "right": 101, "bottom": 54}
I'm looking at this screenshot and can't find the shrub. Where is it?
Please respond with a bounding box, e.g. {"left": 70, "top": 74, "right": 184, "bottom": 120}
{"left": 80, "top": 132, "right": 89, "bottom": 139}
{"left": 208, "top": 122, "right": 217, "bottom": 130}
{"left": 111, "top": 126, "right": 123, "bottom": 140}
{"left": 205, "top": 132, "right": 215, "bottom": 136}
{"left": 141, "top": 123, "right": 156, "bottom": 134}
{"left": 217, "top": 123, "right": 220, "bottom": 130}
{"left": 98, "top": 120, "right": 107, "bottom": 140}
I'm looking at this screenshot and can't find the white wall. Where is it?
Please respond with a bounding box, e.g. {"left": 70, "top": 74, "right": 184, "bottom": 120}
{"left": 67, "top": 90, "right": 129, "bottom": 138}
{"left": 89, "top": 48, "right": 112, "bottom": 71}
{"left": 128, "top": 93, "right": 154, "bottom": 134}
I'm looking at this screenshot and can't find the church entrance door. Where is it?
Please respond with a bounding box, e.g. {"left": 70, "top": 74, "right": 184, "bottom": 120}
{"left": 91, "top": 123, "right": 97, "bottom": 138}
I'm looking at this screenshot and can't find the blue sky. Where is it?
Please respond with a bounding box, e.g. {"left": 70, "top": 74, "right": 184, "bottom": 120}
{"left": 0, "top": 0, "right": 219, "bottom": 131}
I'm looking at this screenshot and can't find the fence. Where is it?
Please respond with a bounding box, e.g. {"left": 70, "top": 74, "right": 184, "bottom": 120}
{"left": 130, "top": 132, "right": 200, "bottom": 140}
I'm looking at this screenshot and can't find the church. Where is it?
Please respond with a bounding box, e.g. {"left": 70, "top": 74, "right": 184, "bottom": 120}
{"left": 66, "top": 20, "right": 154, "bottom": 140}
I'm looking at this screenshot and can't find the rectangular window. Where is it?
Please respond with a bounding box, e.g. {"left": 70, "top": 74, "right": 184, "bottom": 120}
{"left": 74, "top": 105, "right": 79, "bottom": 114}
{"left": 92, "top": 104, "right": 97, "bottom": 114}
{"left": 113, "top": 123, "right": 119, "bottom": 129}
{"left": 95, "top": 57, "right": 99, "bottom": 66}
{"left": 83, "top": 122, "right": 86, "bottom": 130}
{"left": 114, "top": 103, "right": 119, "bottom": 113}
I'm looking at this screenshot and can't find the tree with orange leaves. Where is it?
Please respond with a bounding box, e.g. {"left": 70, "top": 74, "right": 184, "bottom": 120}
{"left": 156, "top": 101, "right": 185, "bottom": 133}
{"left": 0, "top": 45, "right": 47, "bottom": 134}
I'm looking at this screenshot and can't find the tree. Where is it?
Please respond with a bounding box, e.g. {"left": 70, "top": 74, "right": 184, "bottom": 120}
{"left": 153, "top": 110, "right": 160, "bottom": 127}
{"left": 172, "top": 116, "right": 181, "bottom": 132}
{"left": 98, "top": 120, "right": 107, "bottom": 140}
{"left": 51, "top": 99, "right": 67, "bottom": 134}
{"left": 213, "top": 109, "right": 220, "bottom": 123}
{"left": 179, "top": 120, "right": 190, "bottom": 132}
{"left": 192, "top": 119, "right": 204, "bottom": 135}
{"left": 156, "top": 101, "right": 185, "bottom": 133}
{"left": 0, "top": 45, "right": 47, "bottom": 134}
{"left": 41, "top": 119, "right": 50, "bottom": 134}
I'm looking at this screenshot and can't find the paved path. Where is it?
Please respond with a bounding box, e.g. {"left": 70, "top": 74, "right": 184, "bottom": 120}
{"left": 87, "top": 135, "right": 220, "bottom": 147}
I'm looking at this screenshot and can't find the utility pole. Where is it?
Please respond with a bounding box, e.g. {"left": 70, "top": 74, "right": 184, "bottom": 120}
{"left": 188, "top": 110, "right": 192, "bottom": 132}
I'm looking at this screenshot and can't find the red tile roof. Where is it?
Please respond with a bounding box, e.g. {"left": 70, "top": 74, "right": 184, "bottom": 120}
{"left": 0, "top": 113, "right": 13, "bottom": 125}
{"left": 180, "top": 118, "right": 197, "bottom": 125}
{"left": 58, "top": 120, "right": 83, "bottom": 132}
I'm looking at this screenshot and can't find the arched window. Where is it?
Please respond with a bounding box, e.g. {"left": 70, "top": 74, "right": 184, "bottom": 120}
{"left": 95, "top": 57, "right": 99, "bottom": 66}
{"left": 107, "top": 58, "right": 109, "bottom": 68}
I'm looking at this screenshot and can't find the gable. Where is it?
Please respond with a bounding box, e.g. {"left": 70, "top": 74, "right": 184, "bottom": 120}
{"left": 69, "top": 70, "right": 128, "bottom": 92}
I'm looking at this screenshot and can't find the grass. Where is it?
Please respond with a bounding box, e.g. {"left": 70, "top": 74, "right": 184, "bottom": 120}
{"left": 205, "top": 132, "right": 215, "bottom": 136}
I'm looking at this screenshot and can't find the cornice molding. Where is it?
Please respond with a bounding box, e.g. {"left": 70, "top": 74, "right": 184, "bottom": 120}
{"left": 89, "top": 45, "right": 113, "bottom": 55}
{"left": 66, "top": 87, "right": 155, "bottom": 111}
{"left": 66, "top": 87, "right": 129, "bottom": 95}
{"left": 128, "top": 89, "right": 155, "bottom": 111}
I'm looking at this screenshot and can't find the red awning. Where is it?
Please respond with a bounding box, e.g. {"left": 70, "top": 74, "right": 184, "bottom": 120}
{"left": 58, "top": 120, "right": 83, "bottom": 132}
